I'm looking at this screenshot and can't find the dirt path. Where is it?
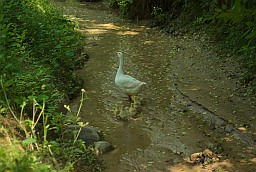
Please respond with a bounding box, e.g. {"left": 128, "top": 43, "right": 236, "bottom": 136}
{"left": 55, "top": 1, "right": 256, "bottom": 171}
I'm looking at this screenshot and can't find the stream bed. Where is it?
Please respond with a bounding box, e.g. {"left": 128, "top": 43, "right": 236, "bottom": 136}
{"left": 56, "top": 1, "right": 256, "bottom": 171}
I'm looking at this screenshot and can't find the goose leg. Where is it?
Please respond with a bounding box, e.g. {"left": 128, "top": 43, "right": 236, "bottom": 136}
{"left": 114, "top": 104, "right": 120, "bottom": 116}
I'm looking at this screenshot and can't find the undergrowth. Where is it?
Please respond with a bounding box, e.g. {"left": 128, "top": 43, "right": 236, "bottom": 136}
{"left": 0, "top": 88, "right": 102, "bottom": 171}
{"left": 0, "top": 0, "right": 101, "bottom": 171}
{"left": 0, "top": 0, "right": 86, "bottom": 109}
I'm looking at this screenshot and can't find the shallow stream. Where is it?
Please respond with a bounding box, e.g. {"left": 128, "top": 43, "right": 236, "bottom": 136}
{"left": 57, "top": 1, "right": 256, "bottom": 171}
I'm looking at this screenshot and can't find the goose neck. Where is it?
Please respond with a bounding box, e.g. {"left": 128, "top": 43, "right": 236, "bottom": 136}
{"left": 118, "top": 55, "right": 124, "bottom": 73}
{"left": 119, "top": 55, "right": 124, "bottom": 68}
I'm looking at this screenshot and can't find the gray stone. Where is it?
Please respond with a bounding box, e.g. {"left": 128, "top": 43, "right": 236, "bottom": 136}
{"left": 224, "top": 124, "right": 234, "bottom": 133}
{"left": 68, "top": 125, "right": 101, "bottom": 146}
{"left": 94, "top": 141, "right": 114, "bottom": 155}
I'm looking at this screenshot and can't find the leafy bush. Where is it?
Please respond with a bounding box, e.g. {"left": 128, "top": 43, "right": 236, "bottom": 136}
{"left": 195, "top": 0, "right": 256, "bottom": 90}
{"left": 0, "top": 146, "right": 55, "bottom": 172}
{"left": 0, "top": 88, "right": 102, "bottom": 171}
{"left": 107, "top": 0, "right": 185, "bottom": 20}
{"left": 0, "top": 0, "right": 86, "bottom": 112}
{"left": 0, "top": 0, "right": 102, "bottom": 171}
{"left": 79, "top": 0, "right": 102, "bottom": 2}
{"left": 151, "top": 6, "right": 168, "bottom": 25}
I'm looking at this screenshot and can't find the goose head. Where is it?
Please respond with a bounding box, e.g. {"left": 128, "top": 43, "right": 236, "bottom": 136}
{"left": 117, "top": 52, "right": 123, "bottom": 59}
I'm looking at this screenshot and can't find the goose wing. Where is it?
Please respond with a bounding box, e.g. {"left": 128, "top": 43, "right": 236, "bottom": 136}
{"left": 115, "top": 74, "right": 145, "bottom": 94}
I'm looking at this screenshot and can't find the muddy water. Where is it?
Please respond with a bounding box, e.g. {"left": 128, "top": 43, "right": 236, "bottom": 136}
{"left": 56, "top": 1, "right": 256, "bottom": 172}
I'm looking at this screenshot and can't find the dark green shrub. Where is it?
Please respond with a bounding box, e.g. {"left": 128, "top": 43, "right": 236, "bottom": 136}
{"left": 107, "top": 0, "right": 181, "bottom": 19}
{"left": 0, "top": 147, "right": 55, "bottom": 172}
{"left": 79, "top": 0, "right": 102, "bottom": 2}
{"left": 197, "top": 0, "right": 256, "bottom": 90}
{"left": 0, "top": 0, "right": 86, "bottom": 110}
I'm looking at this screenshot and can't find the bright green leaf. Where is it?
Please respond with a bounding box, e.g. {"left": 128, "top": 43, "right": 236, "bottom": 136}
{"left": 22, "top": 138, "right": 37, "bottom": 146}
{"left": 38, "top": 94, "right": 49, "bottom": 101}
{"left": 66, "top": 51, "right": 74, "bottom": 57}
{"left": 55, "top": 44, "right": 62, "bottom": 49}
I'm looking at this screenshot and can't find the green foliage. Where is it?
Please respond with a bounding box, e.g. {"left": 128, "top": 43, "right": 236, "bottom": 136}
{"left": 107, "top": 0, "right": 185, "bottom": 20}
{"left": 185, "top": 0, "right": 256, "bottom": 91}
{"left": 0, "top": 0, "right": 101, "bottom": 171}
{"left": 48, "top": 139, "right": 101, "bottom": 171}
{"left": 107, "top": 0, "right": 119, "bottom": 8}
{"left": 0, "top": 146, "right": 56, "bottom": 172}
{"left": 79, "top": 0, "right": 102, "bottom": 2}
{"left": 107, "top": 0, "right": 152, "bottom": 19}
{"left": 181, "top": 0, "right": 256, "bottom": 91}
{"left": 151, "top": 6, "right": 168, "bottom": 25}
{"left": 0, "top": 0, "right": 86, "bottom": 112}
{"left": 107, "top": 0, "right": 134, "bottom": 18}
{"left": 198, "top": 0, "right": 256, "bottom": 89}
{"left": 118, "top": 0, "right": 133, "bottom": 18}
{"left": 0, "top": 89, "right": 102, "bottom": 171}
{"left": 46, "top": 90, "right": 102, "bottom": 171}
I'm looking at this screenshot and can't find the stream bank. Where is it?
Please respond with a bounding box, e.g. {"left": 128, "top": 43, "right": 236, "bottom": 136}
{"left": 55, "top": 1, "right": 256, "bottom": 171}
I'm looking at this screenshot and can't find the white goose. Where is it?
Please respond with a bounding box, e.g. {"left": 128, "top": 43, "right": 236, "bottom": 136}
{"left": 115, "top": 52, "right": 146, "bottom": 100}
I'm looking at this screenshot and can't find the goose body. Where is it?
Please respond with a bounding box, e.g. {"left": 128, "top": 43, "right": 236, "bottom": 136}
{"left": 115, "top": 52, "right": 146, "bottom": 98}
